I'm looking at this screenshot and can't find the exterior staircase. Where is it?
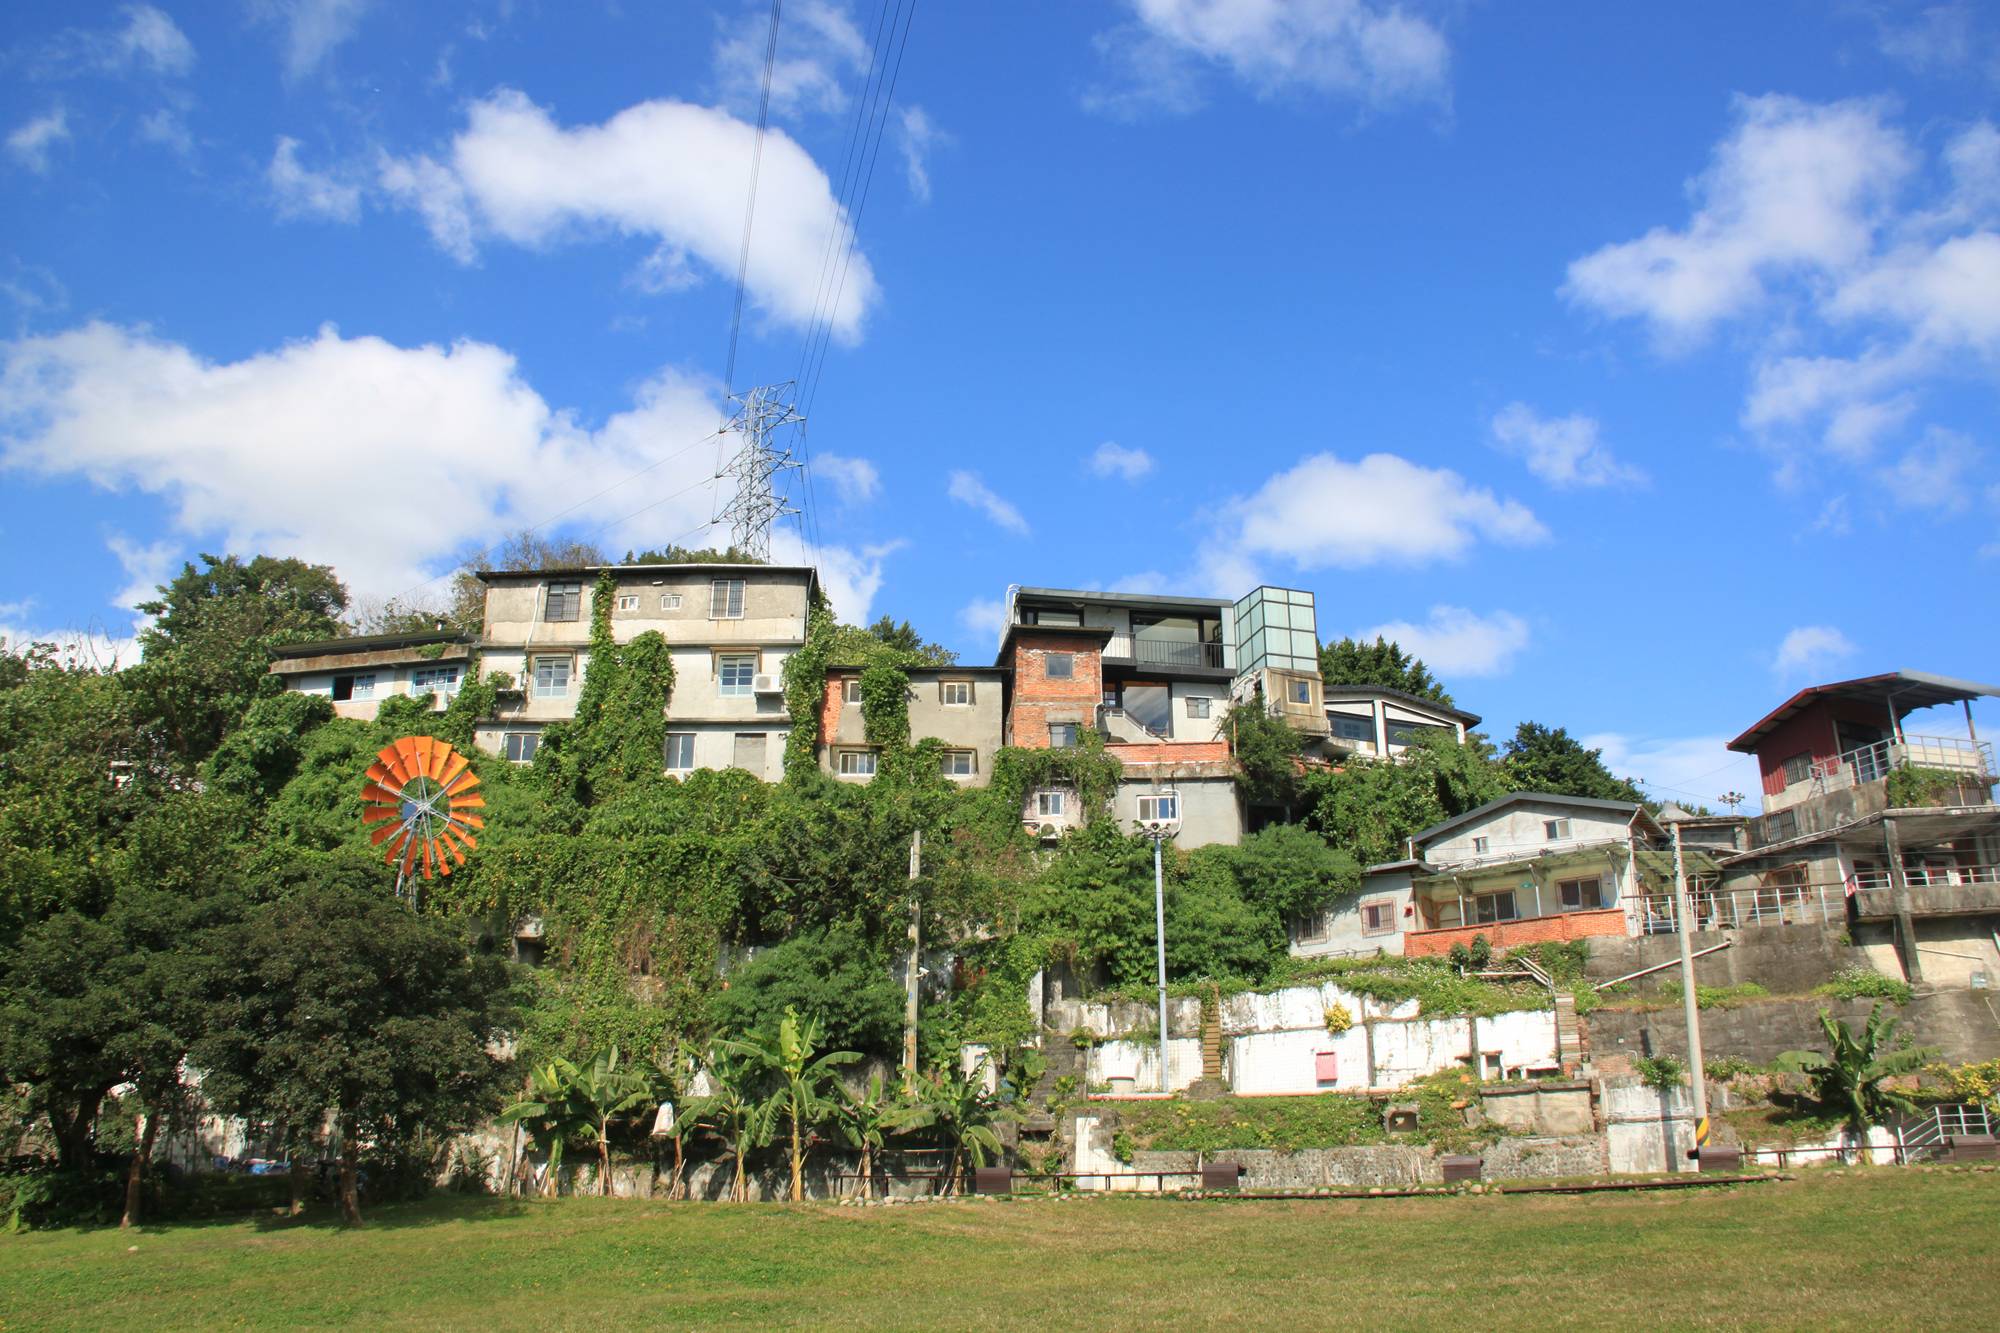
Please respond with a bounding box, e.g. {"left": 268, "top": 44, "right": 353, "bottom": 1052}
{"left": 1199, "top": 985, "right": 1224, "bottom": 1083}
{"left": 1554, "top": 992, "right": 1584, "bottom": 1071}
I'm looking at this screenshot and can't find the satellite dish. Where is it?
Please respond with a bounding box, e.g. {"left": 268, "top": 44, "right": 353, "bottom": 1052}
{"left": 359, "top": 735, "right": 486, "bottom": 890}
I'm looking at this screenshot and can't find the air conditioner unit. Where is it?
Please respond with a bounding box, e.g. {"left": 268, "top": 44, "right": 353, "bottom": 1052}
{"left": 752, "top": 673, "right": 782, "bottom": 694}
{"left": 1037, "top": 822, "right": 1060, "bottom": 842}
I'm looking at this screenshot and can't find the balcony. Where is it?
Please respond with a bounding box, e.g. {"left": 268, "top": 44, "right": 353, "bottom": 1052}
{"left": 1102, "top": 633, "right": 1230, "bottom": 672}
{"left": 1810, "top": 735, "right": 1994, "bottom": 794}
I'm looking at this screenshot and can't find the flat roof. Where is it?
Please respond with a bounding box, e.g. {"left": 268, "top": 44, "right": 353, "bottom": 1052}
{"left": 826, "top": 663, "right": 1009, "bottom": 676}
{"left": 1014, "top": 585, "right": 1232, "bottom": 612}
{"left": 1727, "top": 671, "right": 2000, "bottom": 753}
{"left": 992, "top": 620, "right": 1116, "bottom": 666}
{"left": 474, "top": 562, "right": 817, "bottom": 583}
{"left": 269, "top": 629, "right": 468, "bottom": 658}
{"left": 1412, "top": 792, "right": 1653, "bottom": 847}
{"left": 1321, "top": 683, "right": 1482, "bottom": 727}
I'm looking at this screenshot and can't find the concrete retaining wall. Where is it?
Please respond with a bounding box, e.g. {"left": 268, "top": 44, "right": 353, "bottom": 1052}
{"left": 1586, "top": 988, "right": 2000, "bottom": 1068}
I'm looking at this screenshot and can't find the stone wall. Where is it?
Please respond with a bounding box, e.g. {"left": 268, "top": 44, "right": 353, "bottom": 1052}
{"left": 1585, "top": 988, "right": 2000, "bottom": 1067}
{"left": 1126, "top": 1137, "right": 1607, "bottom": 1187}
{"left": 1581, "top": 919, "right": 1862, "bottom": 995}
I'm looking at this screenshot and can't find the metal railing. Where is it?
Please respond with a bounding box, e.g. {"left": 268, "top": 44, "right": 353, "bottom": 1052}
{"left": 1850, "top": 861, "right": 2000, "bottom": 892}
{"left": 1103, "top": 633, "right": 1228, "bottom": 670}
{"left": 1097, "top": 704, "right": 1169, "bottom": 741}
{"left": 1807, "top": 734, "right": 1995, "bottom": 792}
{"left": 1637, "top": 882, "right": 1846, "bottom": 932}
{"left": 1899, "top": 1104, "right": 1994, "bottom": 1162}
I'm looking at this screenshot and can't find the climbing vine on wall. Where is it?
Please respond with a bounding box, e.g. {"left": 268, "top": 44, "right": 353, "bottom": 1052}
{"left": 987, "top": 729, "right": 1124, "bottom": 829}
{"left": 533, "top": 570, "right": 675, "bottom": 808}
{"left": 780, "top": 588, "right": 835, "bottom": 782}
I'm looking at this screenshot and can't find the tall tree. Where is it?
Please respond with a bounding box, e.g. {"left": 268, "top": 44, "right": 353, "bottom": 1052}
{"left": 191, "top": 861, "right": 513, "bottom": 1225}
{"left": 1500, "top": 722, "right": 1645, "bottom": 804}
{"left": 827, "top": 617, "right": 957, "bottom": 668}
{"left": 1319, "top": 636, "right": 1454, "bottom": 706}
{"left": 129, "top": 553, "right": 348, "bottom": 765}
{"left": 447, "top": 530, "right": 608, "bottom": 631}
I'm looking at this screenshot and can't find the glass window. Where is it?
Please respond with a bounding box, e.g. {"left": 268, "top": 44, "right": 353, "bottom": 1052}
{"left": 412, "top": 666, "right": 459, "bottom": 695}
{"left": 660, "top": 592, "right": 683, "bottom": 610}
{"left": 842, "top": 678, "right": 863, "bottom": 703}
{"left": 1474, "top": 892, "right": 1519, "bottom": 924}
{"left": 1045, "top": 652, "right": 1074, "bottom": 679}
{"left": 1386, "top": 719, "right": 1443, "bottom": 747}
{"left": 1185, "top": 696, "right": 1211, "bottom": 719}
{"left": 1136, "top": 792, "right": 1179, "bottom": 823}
{"left": 533, "top": 657, "right": 571, "bottom": 697}
{"left": 503, "top": 731, "right": 539, "bottom": 763}
{"left": 1048, "top": 722, "right": 1080, "bottom": 748}
{"left": 1036, "top": 789, "right": 1065, "bottom": 817}
{"left": 1559, "top": 877, "right": 1604, "bottom": 910}
{"left": 732, "top": 733, "right": 767, "bottom": 772}
{"left": 1765, "top": 808, "right": 1799, "bottom": 843}
{"left": 1290, "top": 678, "right": 1311, "bottom": 704}
{"left": 940, "top": 749, "right": 975, "bottom": 776}
{"left": 1361, "top": 900, "right": 1394, "bottom": 934}
{"left": 665, "top": 733, "right": 695, "bottom": 771}
{"left": 1122, "top": 683, "right": 1171, "bottom": 737}
{"left": 1544, "top": 818, "right": 1572, "bottom": 841}
{"left": 1030, "top": 609, "right": 1082, "bottom": 626}
{"left": 1472, "top": 836, "right": 1490, "bottom": 855}
{"left": 1781, "top": 752, "right": 1813, "bottom": 785}
{"left": 838, "top": 750, "right": 877, "bottom": 776}
{"left": 941, "top": 680, "right": 972, "bottom": 706}
{"left": 615, "top": 594, "right": 639, "bottom": 611}
{"left": 710, "top": 579, "right": 746, "bottom": 619}
{"left": 718, "top": 654, "right": 757, "bottom": 696}
{"left": 1331, "top": 714, "right": 1372, "bottom": 742}
{"left": 543, "top": 582, "right": 581, "bottom": 622}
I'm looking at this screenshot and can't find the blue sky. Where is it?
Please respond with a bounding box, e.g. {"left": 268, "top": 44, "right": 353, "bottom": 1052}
{"left": 3, "top": 1, "right": 1998, "bottom": 809}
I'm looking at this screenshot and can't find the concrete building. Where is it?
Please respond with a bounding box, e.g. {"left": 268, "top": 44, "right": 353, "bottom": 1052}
{"left": 817, "top": 665, "right": 1008, "bottom": 785}
{"left": 474, "top": 562, "right": 818, "bottom": 776}
{"left": 1715, "top": 670, "right": 2000, "bottom": 986}
{"left": 1320, "top": 685, "right": 1480, "bottom": 760}
{"left": 266, "top": 629, "right": 472, "bottom": 720}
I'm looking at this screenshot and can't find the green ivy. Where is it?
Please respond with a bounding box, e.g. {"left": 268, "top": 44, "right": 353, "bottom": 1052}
{"left": 988, "top": 729, "right": 1123, "bottom": 828}
{"left": 781, "top": 588, "right": 834, "bottom": 783}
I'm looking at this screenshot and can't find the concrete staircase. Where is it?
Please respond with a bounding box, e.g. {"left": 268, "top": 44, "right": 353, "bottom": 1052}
{"left": 1199, "top": 987, "right": 1224, "bottom": 1083}
{"left": 1555, "top": 992, "right": 1585, "bottom": 1071}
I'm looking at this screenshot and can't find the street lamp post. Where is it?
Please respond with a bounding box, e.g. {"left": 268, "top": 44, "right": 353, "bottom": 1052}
{"left": 1138, "top": 806, "right": 1182, "bottom": 1093}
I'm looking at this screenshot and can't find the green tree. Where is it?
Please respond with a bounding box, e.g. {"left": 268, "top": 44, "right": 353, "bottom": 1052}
{"left": 722, "top": 1007, "right": 859, "bottom": 1202}
{"left": 498, "top": 1057, "right": 591, "bottom": 1199}
{"left": 1776, "top": 1004, "right": 1939, "bottom": 1162}
{"left": 837, "top": 1070, "right": 902, "bottom": 1201}
{"left": 1500, "top": 722, "right": 1645, "bottom": 804}
{"left": 1224, "top": 699, "right": 1305, "bottom": 811}
{"left": 129, "top": 553, "right": 348, "bottom": 765}
{"left": 1319, "top": 636, "right": 1453, "bottom": 706}
{"left": 191, "top": 862, "right": 513, "bottom": 1225}
{"left": 625, "top": 543, "right": 765, "bottom": 565}
{"left": 896, "top": 1065, "right": 1011, "bottom": 1195}
{"left": 827, "top": 617, "right": 957, "bottom": 667}
{"left": 708, "top": 923, "right": 905, "bottom": 1058}
{"left": 689, "top": 1047, "right": 777, "bottom": 1202}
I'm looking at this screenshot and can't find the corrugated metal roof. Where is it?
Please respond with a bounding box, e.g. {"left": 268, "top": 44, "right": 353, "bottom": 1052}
{"left": 1726, "top": 671, "right": 2000, "bottom": 753}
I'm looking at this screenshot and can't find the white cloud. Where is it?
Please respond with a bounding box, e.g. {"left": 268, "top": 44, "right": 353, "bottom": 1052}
{"left": 1087, "top": 0, "right": 1451, "bottom": 118}
{"left": 1088, "top": 441, "right": 1155, "bottom": 481}
{"left": 1875, "top": 2, "right": 1984, "bottom": 75}
{"left": 1489, "top": 403, "right": 1645, "bottom": 487}
{"left": 1878, "top": 426, "right": 1982, "bottom": 510}
{"left": 813, "top": 452, "right": 879, "bottom": 504}
{"left": 896, "top": 106, "right": 944, "bottom": 203}
{"left": 0, "top": 320, "right": 738, "bottom": 599}
{"left": 106, "top": 533, "right": 177, "bottom": 621}
{"left": 33, "top": 5, "right": 195, "bottom": 78}
{"left": 768, "top": 531, "right": 895, "bottom": 624}
{"left": 1564, "top": 95, "right": 1911, "bottom": 346}
{"left": 1772, "top": 625, "right": 1858, "bottom": 678}
{"left": 378, "top": 89, "right": 876, "bottom": 339}
{"left": 1584, "top": 732, "right": 1761, "bottom": 814}
{"left": 713, "top": 0, "right": 870, "bottom": 120}
{"left": 946, "top": 470, "right": 1029, "bottom": 535}
{"left": 1203, "top": 451, "right": 1546, "bottom": 578}
{"left": 8, "top": 109, "right": 71, "bottom": 174}
{"left": 958, "top": 596, "right": 1009, "bottom": 643}
{"left": 137, "top": 108, "right": 193, "bottom": 158}
{"left": 264, "top": 0, "right": 374, "bottom": 80}
{"left": 1356, "top": 605, "right": 1529, "bottom": 677}
{"left": 0, "top": 618, "right": 137, "bottom": 671}
{"left": 269, "top": 137, "right": 363, "bottom": 223}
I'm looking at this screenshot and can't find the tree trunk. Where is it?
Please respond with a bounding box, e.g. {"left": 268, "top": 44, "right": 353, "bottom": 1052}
{"left": 670, "top": 1134, "right": 684, "bottom": 1201}
{"left": 789, "top": 1111, "right": 803, "bottom": 1203}
{"left": 120, "top": 1110, "right": 158, "bottom": 1229}
{"left": 860, "top": 1143, "right": 873, "bottom": 1202}
{"left": 599, "top": 1129, "right": 612, "bottom": 1198}
{"left": 337, "top": 1130, "right": 363, "bottom": 1227}
{"left": 50, "top": 1086, "right": 109, "bottom": 1171}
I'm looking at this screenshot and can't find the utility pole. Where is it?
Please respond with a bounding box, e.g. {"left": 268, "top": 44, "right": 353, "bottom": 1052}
{"left": 1152, "top": 833, "right": 1170, "bottom": 1092}
{"left": 1670, "top": 823, "right": 1709, "bottom": 1166}
{"left": 903, "top": 828, "right": 921, "bottom": 1088}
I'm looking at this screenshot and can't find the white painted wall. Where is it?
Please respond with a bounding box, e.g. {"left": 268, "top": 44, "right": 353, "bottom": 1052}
{"left": 1425, "top": 802, "right": 1635, "bottom": 869}
{"left": 1087, "top": 1038, "right": 1205, "bottom": 1092}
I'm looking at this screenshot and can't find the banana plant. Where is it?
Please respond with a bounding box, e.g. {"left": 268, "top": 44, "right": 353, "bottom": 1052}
{"left": 1775, "top": 1003, "right": 1938, "bottom": 1162}
{"left": 720, "top": 1007, "right": 859, "bottom": 1202}
{"left": 572, "top": 1047, "right": 659, "bottom": 1197}
{"left": 687, "top": 1046, "right": 777, "bottom": 1202}
{"left": 896, "top": 1064, "right": 1016, "bottom": 1195}
{"left": 837, "top": 1070, "right": 903, "bottom": 1201}
{"left": 498, "top": 1056, "right": 588, "bottom": 1198}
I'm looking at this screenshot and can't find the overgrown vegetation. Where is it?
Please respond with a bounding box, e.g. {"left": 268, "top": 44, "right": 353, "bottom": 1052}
{"left": 1815, "top": 966, "right": 1914, "bottom": 1004}
{"left": 1108, "top": 1071, "right": 1492, "bottom": 1156}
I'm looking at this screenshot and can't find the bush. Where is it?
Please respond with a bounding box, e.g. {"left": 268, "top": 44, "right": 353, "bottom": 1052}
{"left": 708, "top": 921, "right": 905, "bottom": 1056}
{"left": 1815, "top": 967, "right": 1914, "bottom": 1005}
{"left": 1659, "top": 980, "right": 1771, "bottom": 1009}
{"left": 1636, "top": 1054, "right": 1686, "bottom": 1090}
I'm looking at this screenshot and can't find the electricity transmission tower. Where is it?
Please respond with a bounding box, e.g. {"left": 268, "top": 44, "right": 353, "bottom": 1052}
{"left": 716, "top": 382, "right": 804, "bottom": 561}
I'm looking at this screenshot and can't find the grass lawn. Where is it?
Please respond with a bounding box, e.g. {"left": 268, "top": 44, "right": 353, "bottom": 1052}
{"left": 3, "top": 1171, "right": 1994, "bottom": 1330}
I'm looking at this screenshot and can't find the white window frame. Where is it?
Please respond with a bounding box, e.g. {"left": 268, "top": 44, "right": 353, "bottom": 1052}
{"left": 1558, "top": 875, "right": 1604, "bottom": 910}
{"left": 615, "top": 594, "right": 640, "bottom": 612}
{"left": 842, "top": 678, "right": 864, "bottom": 704}
{"left": 1331, "top": 714, "right": 1372, "bottom": 743}
{"left": 838, "top": 749, "right": 878, "bottom": 777}
{"left": 710, "top": 579, "right": 746, "bottom": 620}
{"left": 941, "top": 680, "right": 972, "bottom": 706}
{"left": 1048, "top": 722, "right": 1080, "bottom": 748}
{"left": 411, "top": 665, "right": 460, "bottom": 696}
{"left": 940, "top": 749, "right": 975, "bottom": 776}
{"left": 1544, "top": 818, "right": 1572, "bottom": 841}
{"left": 1136, "top": 791, "right": 1180, "bottom": 823}
{"left": 717, "top": 654, "right": 757, "bottom": 697}
{"left": 502, "top": 731, "right": 539, "bottom": 764}
{"left": 1185, "top": 696, "right": 1211, "bottom": 719}
{"left": 532, "top": 656, "right": 572, "bottom": 698}
{"left": 1472, "top": 835, "right": 1491, "bottom": 855}
{"left": 1035, "top": 789, "right": 1066, "bottom": 818}
{"left": 1290, "top": 678, "right": 1312, "bottom": 704}
{"left": 665, "top": 732, "right": 696, "bottom": 772}
{"left": 348, "top": 673, "right": 376, "bottom": 700}
{"left": 660, "top": 592, "right": 683, "bottom": 611}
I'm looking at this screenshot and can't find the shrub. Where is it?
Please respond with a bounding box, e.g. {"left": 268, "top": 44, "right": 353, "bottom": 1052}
{"left": 1815, "top": 967, "right": 1913, "bottom": 1005}
{"left": 1324, "top": 1002, "right": 1353, "bottom": 1034}
{"left": 1636, "top": 1054, "right": 1686, "bottom": 1090}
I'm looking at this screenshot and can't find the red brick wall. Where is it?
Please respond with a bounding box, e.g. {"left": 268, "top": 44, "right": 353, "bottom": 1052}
{"left": 1403, "top": 908, "right": 1629, "bottom": 958}
{"left": 1007, "top": 632, "right": 1102, "bottom": 748}
{"left": 819, "top": 674, "right": 846, "bottom": 742}
{"left": 1106, "top": 740, "right": 1231, "bottom": 766}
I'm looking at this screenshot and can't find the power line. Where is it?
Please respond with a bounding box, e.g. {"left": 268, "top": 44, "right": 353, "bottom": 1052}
{"left": 722, "top": 0, "right": 786, "bottom": 402}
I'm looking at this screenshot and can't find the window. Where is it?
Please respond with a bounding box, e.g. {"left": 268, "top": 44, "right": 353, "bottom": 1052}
{"left": 1290, "top": 678, "right": 1312, "bottom": 704}
{"left": 533, "top": 656, "right": 571, "bottom": 697}
{"left": 1029, "top": 608, "right": 1082, "bottom": 626}
{"left": 1121, "top": 683, "right": 1172, "bottom": 736}
{"left": 659, "top": 592, "right": 682, "bottom": 610}
{"left": 1035, "top": 789, "right": 1066, "bottom": 818}
{"left": 1048, "top": 722, "right": 1080, "bottom": 748}
{"left": 1045, "top": 652, "right": 1074, "bottom": 679}
{"left": 1543, "top": 818, "right": 1572, "bottom": 841}
{"left": 1386, "top": 719, "right": 1442, "bottom": 746}
{"left": 940, "top": 749, "right": 976, "bottom": 776}
{"left": 1764, "top": 808, "right": 1799, "bottom": 843}
{"left": 543, "top": 582, "right": 581, "bottom": 622}
{"left": 1781, "top": 752, "right": 1814, "bottom": 785}
{"left": 838, "top": 750, "right": 878, "bottom": 777}
{"left": 1185, "top": 695, "right": 1211, "bottom": 719}
{"left": 665, "top": 733, "right": 695, "bottom": 771}
{"left": 1473, "top": 891, "right": 1519, "bottom": 924}
{"left": 1361, "top": 900, "right": 1395, "bottom": 935}
{"left": 1136, "top": 792, "right": 1179, "bottom": 823}
{"left": 940, "top": 680, "right": 973, "bottom": 706}
{"left": 1559, "top": 876, "right": 1605, "bottom": 910}
{"left": 331, "top": 673, "right": 357, "bottom": 701}
{"left": 710, "top": 579, "right": 746, "bottom": 619}
{"left": 1331, "top": 714, "right": 1372, "bottom": 742}
{"left": 718, "top": 654, "right": 757, "bottom": 697}
{"left": 1295, "top": 908, "right": 1330, "bottom": 943}
{"left": 732, "top": 733, "right": 767, "bottom": 772}
{"left": 615, "top": 594, "right": 639, "bottom": 612}
{"left": 412, "top": 665, "right": 459, "bottom": 695}
{"left": 502, "top": 731, "right": 539, "bottom": 764}
{"left": 842, "top": 678, "right": 863, "bottom": 704}
{"left": 1472, "top": 836, "right": 1491, "bottom": 855}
